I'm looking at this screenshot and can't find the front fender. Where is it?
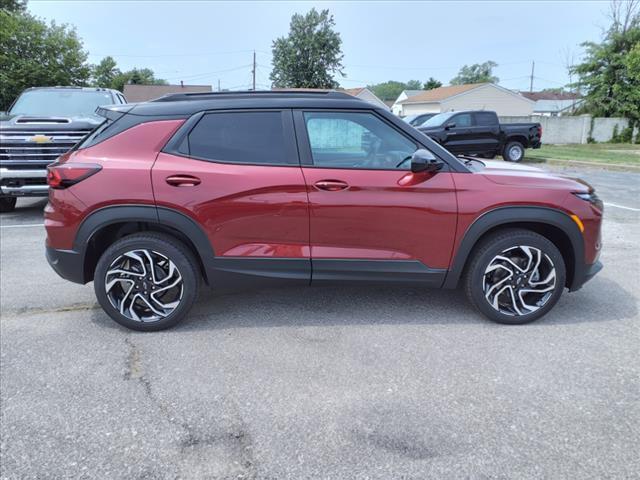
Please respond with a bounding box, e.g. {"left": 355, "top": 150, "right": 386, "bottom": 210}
{"left": 442, "top": 206, "right": 585, "bottom": 290}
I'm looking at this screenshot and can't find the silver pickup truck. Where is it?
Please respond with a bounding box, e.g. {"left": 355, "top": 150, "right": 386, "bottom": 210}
{"left": 0, "top": 86, "right": 126, "bottom": 212}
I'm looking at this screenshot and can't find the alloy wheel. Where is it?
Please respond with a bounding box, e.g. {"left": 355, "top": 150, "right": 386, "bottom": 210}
{"left": 104, "top": 249, "right": 183, "bottom": 322}
{"left": 482, "top": 245, "right": 556, "bottom": 316}
{"left": 509, "top": 145, "right": 523, "bottom": 161}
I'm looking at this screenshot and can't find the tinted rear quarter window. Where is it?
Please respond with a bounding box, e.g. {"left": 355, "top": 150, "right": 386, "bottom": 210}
{"left": 475, "top": 112, "right": 498, "bottom": 126}
{"left": 188, "top": 111, "right": 293, "bottom": 165}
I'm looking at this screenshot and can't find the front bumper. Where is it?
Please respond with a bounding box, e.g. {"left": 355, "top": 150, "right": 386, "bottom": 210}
{"left": 569, "top": 260, "right": 603, "bottom": 292}
{"left": 46, "top": 245, "right": 86, "bottom": 284}
{"left": 0, "top": 168, "right": 49, "bottom": 196}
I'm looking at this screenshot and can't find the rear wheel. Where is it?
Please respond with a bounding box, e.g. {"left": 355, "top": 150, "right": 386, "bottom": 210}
{"left": 93, "top": 233, "right": 200, "bottom": 331}
{"left": 502, "top": 141, "right": 525, "bottom": 162}
{"left": 0, "top": 197, "right": 17, "bottom": 213}
{"left": 464, "top": 229, "right": 566, "bottom": 324}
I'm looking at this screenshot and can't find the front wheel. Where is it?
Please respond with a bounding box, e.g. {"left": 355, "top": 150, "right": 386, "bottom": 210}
{"left": 464, "top": 229, "right": 566, "bottom": 325}
{"left": 502, "top": 141, "right": 525, "bottom": 162}
{"left": 93, "top": 233, "right": 200, "bottom": 331}
{"left": 0, "top": 197, "right": 17, "bottom": 213}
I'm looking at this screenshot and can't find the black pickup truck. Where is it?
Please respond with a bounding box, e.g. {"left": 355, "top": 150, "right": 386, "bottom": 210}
{"left": 0, "top": 86, "right": 126, "bottom": 212}
{"left": 417, "top": 110, "right": 541, "bottom": 162}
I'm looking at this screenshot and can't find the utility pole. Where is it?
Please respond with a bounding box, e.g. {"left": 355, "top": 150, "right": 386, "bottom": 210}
{"left": 529, "top": 60, "right": 535, "bottom": 93}
{"left": 218, "top": 79, "right": 221, "bottom": 92}
{"left": 251, "top": 50, "right": 256, "bottom": 91}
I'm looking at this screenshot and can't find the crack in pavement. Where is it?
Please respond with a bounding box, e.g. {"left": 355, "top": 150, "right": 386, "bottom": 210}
{"left": 123, "top": 337, "right": 257, "bottom": 478}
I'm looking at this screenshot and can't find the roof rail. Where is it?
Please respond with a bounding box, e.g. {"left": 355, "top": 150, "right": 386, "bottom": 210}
{"left": 151, "top": 89, "right": 353, "bottom": 102}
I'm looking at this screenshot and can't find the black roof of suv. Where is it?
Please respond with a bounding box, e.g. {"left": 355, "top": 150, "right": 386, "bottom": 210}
{"left": 124, "top": 90, "right": 370, "bottom": 117}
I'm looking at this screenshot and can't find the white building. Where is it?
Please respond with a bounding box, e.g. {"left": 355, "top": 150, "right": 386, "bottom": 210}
{"left": 520, "top": 91, "right": 583, "bottom": 116}
{"left": 397, "top": 83, "right": 535, "bottom": 117}
{"left": 391, "top": 90, "right": 424, "bottom": 115}
{"left": 342, "top": 87, "right": 390, "bottom": 110}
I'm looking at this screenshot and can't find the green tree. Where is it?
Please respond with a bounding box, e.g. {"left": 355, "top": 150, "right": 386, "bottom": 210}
{"left": 270, "top": 8, "right": 344, "bottom": 88}
{"left": 109, "top": 67, "right": 167, "bottom": 92}
{"left": 92, "top": 56, "right": 121, "bottom": 88}
{"left": 0, "top": 10, "right": 90, "bottom": 109}
{"left": 367, "top": 80, "right": 422, "bottom": 101}
{"left": 571, "top": 0, "right": 639, "bottom": 121}
{"left": 450, "top": 61, "right": 499, "bottom": 85}
{"left": 423, "top": 77, "right": 443, "bottom": 90}
{"left": 0, "top": 0, "right": 26, "bottom": 13}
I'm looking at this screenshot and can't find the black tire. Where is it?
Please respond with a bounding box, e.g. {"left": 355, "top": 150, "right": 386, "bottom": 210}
{"left": 93, "top": 232, "right": 200, "bottom": 331}
{"left": 502, "top": 141, "right": 525, "bottom": 162}
{"left": 463, "top": 229, "right": 566, "bottom": 325}
{"left": 0, "top": 197, "right": 17, "bottom": 213}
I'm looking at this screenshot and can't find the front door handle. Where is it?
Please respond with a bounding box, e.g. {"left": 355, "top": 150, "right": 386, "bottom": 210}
{"left": 314, "top": 180, "right": 349, "bottom": 191}
{"left": 166, "top": 174, "right": 201, "bottom": 187}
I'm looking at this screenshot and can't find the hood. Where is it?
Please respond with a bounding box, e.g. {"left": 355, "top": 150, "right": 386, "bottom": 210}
{"left": 478, "top": 160, "right": 591, "bottom": 192}
{"left": 0, "top": 113, "right": 103, "bottom": 130}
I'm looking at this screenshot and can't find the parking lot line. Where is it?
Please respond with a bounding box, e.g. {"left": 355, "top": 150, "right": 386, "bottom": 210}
{"left": 604, "top": 202, "right": 640, "bottom": 212}
{"left": 0, "top": 223, "right": 45, "bottom": 229}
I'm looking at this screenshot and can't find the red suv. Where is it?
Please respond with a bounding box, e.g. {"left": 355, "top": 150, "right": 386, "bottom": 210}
{"left": 45, "top": 91, "right": 603, "bottom": 331}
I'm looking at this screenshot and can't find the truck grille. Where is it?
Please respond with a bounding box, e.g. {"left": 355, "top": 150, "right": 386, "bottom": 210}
{"left": 0, "top": 130, "right": 92, "bottom": 168}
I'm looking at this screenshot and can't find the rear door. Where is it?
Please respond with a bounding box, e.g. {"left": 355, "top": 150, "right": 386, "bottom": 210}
{"left": 470, "top": 111, "right": 501, "bottom": 153}
{"left": 153, "top": 109, "right": 310, "bottom": 285}
{"left": 294, "top": 109, "right": 457, "bottom": 285}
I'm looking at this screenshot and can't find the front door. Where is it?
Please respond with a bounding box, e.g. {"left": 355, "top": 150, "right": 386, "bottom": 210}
{"left": 294, "top": 110, "right": 458, "bottom": 286}
{"left": 441, "top": 112, "right": 475, "bottom": 154}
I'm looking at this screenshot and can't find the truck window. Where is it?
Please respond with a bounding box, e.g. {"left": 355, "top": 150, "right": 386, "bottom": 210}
{"left": 475, "top": 112, "right": 498, "bottom": 126}
{"left": 452, "top": 113, "right": 473, "bottom": 127}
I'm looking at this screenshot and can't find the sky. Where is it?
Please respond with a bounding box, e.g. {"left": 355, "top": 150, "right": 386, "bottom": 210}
{"left": 27, "top": 0, "right": 612, "bottom": 93}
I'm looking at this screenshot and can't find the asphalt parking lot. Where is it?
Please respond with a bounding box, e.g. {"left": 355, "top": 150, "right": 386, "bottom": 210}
{"left": 1, "top": 165, "right": 639, "bottom": 479}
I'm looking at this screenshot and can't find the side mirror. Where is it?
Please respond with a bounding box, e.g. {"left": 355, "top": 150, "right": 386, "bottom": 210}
{"left": 411, "top": 149, "right": 444, "bottom": 174}
{"left": 445, "top": 122, "right": 456, "bottom": 130}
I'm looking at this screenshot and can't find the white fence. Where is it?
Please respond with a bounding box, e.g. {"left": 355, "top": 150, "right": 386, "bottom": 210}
{"left": 499, "top": 115, "right": 637, "bottom": 144}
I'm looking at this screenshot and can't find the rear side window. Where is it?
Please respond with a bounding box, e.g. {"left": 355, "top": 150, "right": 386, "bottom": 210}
{"left": 475, "top": 112, "right": 498, "bottom": 126}
{"left": 188, "top": 111, "right": 293, "bottom": 165}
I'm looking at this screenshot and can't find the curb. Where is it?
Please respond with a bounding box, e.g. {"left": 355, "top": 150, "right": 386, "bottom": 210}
{"left": 525, "top": 158, "right": 640, "bottom": 172}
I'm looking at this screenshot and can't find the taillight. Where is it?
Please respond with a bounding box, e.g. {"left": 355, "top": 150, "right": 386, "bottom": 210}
{"left": 539, "top": 125, "right": 543, "bottom": 138}
{"left": 47, "top": 162, "right": 102, "bottom": 189}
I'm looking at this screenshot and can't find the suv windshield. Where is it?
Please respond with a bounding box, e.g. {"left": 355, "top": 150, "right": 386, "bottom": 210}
{"left": 421, "top": 112, "right": 456, "bottom": 128}
{"left": 9, "top": 90, "right": 115, "bottom": 117}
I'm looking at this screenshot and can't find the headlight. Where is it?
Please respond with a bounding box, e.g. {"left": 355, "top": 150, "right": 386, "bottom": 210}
{"left": 573, "top": 191, "right": 603, "bottom": 211}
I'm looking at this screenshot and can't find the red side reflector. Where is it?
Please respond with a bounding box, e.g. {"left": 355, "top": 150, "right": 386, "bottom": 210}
{"left": 47, "top": 163, "right": 102, "bottom": 189}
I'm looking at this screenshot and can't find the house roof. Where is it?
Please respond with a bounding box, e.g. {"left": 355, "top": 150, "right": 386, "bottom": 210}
{"left": 342, "top": 87, "right": 365, "bottom": 96}
{"left": 123, "top": 84, "right": 212, "bottom": 103}
{"left": 403, "top": 90, "right": 424, "bottom": 97}
{"left": 520, "top": 91, "right": 582, "bottom": 101}
{"left": 399, "top": 83, "right": 487, "bottom": 104}
{"left": 533, "top": 98, "right": 583, "bottom": 113}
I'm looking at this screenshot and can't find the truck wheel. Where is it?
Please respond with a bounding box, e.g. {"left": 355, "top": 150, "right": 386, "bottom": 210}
{"left": 463, "top": 229, "right": 566, "bottom": 325}
{"left": 0, "top": 197, "right": 17, "bottom": 213}
{"left": 93, "top": 232, "right": 200, "bottom": 331}
{"left": 502, "top": 141, "right": 525, "bottom": 162}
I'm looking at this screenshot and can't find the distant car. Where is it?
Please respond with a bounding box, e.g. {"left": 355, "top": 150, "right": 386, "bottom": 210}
{"left": 44, "top": 90, "right": 602, "bottom": 331}
{"left": 417, "top": 110, "right": 542, "bottom": 162}
{"left": 0, "top": 86, "right": 126, "bottom": 212}
{"left": 402, "top": 113, "right": 436, "bottom": 127}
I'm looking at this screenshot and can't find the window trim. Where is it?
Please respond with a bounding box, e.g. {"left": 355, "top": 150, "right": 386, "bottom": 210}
{"left": 163, "top": 108, "right": 301, "bottom": 168}
{"left": 294, "top": 108, "right": 434, "bottom": 171}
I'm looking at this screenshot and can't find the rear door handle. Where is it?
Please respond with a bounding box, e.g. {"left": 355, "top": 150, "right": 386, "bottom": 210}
{"left": 166, "top": 174, "right": 201, "bottom": 187}
{"left": 314, "top": 180, "right": 349, "bottom": 191}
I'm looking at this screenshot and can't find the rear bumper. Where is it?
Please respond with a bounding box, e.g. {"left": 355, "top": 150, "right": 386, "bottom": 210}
{"left": 46, "top": 245, "right": 85, "bottom": 284}
{"left": 569, "top": 260, "right": 603, "bottom": 292}
{"left": 0, "top": 168, "right": 49, "bottom": 196}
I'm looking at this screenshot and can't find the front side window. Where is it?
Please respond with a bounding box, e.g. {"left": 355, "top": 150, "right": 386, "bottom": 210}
{"left": 452, "top": 113, "right": 473, "bottom": 127}
{"left": 188, "top": 111, "right": 291, "bottom": 165}
{"left": 304, "top": 112, "right": 417, "bottom": 170}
